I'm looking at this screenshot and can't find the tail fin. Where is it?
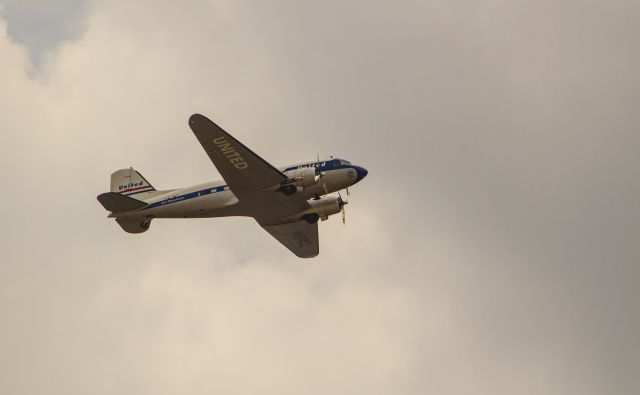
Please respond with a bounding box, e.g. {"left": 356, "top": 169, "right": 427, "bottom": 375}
{"left": 111, "top": 168, "right": 156, "bottom": 197}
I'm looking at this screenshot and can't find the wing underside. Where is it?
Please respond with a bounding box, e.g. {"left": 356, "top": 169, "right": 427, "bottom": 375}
{"left": 261, "top": 220, "right": 319, "bottom": 258}
{"left": 188, "top": 114, "right": 287, "bottom": 191}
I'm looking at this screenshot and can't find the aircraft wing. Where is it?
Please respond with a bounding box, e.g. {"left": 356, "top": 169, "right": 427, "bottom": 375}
{"left": 261, "top": 220, "right": 319, "bottom": 258}
{"left": 189, "top": 113, "right": 311, "bottom": 225}
{"left": 189, "top": 113, "right": 287, "bottom": 191}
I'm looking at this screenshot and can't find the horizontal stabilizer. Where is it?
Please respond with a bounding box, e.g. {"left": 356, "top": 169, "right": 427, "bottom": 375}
{"left": 97, "top": 192, "right": 147, "bottom": 213}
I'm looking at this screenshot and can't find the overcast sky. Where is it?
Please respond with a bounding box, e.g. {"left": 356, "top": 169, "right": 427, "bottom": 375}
{"left": 0, "top": 1, "right": 638, "bottom": 394}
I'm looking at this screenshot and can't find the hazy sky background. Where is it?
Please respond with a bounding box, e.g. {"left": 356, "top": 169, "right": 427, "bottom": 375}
{"left": 0, "top": 1, "right": 638, "bottom": 394}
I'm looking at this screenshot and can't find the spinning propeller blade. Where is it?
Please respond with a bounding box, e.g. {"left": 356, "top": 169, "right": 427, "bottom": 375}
{"left": 316, "top": 153, "right": 329, "bottom": 195}
{"left": 338, "top": 190, "right": 348, "bottom": 225}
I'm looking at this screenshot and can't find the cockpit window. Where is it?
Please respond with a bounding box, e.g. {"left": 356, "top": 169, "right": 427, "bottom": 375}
{"left": 339, "top": 159, "right": 351, "bottom": 165}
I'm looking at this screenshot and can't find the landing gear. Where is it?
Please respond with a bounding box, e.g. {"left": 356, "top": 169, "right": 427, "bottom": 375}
{"left": 303, "top": 213, "right": 320, "bottom": 224}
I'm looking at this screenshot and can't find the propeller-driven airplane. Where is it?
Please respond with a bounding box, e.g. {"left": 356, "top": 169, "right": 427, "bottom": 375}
{"left": 97, "top": 114, "right": 368, "bottom": 258}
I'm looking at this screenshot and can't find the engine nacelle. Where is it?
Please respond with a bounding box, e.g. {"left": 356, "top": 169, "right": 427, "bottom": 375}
{"left": 284, "top": 167, "right": 319, "bottom": 190}
{"left": 304, "top": 196, "right": 343, "bottom": 221}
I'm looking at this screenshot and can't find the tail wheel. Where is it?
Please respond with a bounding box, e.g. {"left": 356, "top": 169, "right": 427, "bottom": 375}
{"left": 140, "top": 219, "right": 152, "bottom": 230}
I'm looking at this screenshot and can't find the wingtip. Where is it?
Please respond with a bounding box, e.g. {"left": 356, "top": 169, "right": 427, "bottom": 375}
{"left": 190, "top": 113, "right": 213, "bottom": 125}
{"left": 297, "top": 250, "right": 319, "bottom": 259}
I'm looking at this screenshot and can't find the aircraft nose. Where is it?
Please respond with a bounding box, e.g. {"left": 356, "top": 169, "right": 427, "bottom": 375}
{"left": 355, "top": 166, "right": 368, "bottom": 182}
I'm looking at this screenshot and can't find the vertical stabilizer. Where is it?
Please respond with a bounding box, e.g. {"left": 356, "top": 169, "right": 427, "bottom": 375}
{"left": 110, "top": 168, "right": 156, "bottom": 197}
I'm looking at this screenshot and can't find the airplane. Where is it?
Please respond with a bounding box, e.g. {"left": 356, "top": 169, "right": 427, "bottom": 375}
{"left": 97, "top": 113, "right": 368, "bottom": 258}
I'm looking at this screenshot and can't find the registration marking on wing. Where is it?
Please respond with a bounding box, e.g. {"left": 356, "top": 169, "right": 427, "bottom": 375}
{"left": 293, "top": 231, "right": 312, "bottom": 248}
{"left": 213, "top": 136, "right": 248, "bottom": 169}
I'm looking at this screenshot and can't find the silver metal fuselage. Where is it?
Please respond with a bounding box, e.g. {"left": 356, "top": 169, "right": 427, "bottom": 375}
{"left": 113, "top": 162, "right": 365, "bottom": 220}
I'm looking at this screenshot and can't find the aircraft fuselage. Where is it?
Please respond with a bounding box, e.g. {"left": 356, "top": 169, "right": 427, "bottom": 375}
{"left": 112, "top": 159, "right": 367, "bottom": 220}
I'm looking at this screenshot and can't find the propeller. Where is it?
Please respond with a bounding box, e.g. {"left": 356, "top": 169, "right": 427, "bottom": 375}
{"left": 342, "top": 205, "right": 346, "bottom": 224}
{"left": 315, "top": 153, "right": 329, "bottom": 195}
{"left": 338, "top": 190, "right": 348, "bottom": 225}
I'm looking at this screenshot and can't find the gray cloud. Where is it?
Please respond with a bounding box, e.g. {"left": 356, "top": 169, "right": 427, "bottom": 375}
{"left": 0, "top": 0, "right": 90, "bottom": 64}
{"left": 0, "top": 1, "right": 638, "bottom": 394}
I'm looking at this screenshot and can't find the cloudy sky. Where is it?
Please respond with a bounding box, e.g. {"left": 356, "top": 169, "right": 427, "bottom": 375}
{"left": 0, "top": 1, "right": 638, "bottom": 394}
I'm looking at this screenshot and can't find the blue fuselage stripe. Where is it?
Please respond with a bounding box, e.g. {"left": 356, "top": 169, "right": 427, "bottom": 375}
{"left": 144, "top": 185, "right": 227, "bottom": 210}
{"left": 142, "top": 159, "right": 354, "bottom": 211}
